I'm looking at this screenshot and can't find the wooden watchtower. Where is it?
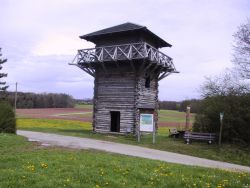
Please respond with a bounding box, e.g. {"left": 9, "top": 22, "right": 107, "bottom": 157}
{"left": 71, "top": 22, "right": 177, "bottom": 134}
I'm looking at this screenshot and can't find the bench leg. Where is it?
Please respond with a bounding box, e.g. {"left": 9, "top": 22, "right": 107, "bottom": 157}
{"left": 186, "top": 138, "right": 190, "bottom": 144}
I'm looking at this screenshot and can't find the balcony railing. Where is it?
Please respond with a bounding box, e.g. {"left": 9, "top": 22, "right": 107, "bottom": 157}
{"left": 71, "top": 42, "right": 177, "bottom": 72}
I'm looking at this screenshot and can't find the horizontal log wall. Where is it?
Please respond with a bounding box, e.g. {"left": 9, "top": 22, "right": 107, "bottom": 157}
{"left": 135, "top": 76, "right": 159, "bottom": 132}
{"left": 94, "top": 64, "right": 136, "bottom": 133}
{"left": 93, "top": 62, "right": 159, "bottom": 134}
{"left": 137, "top": 77, "right": 157, "bottom": 109}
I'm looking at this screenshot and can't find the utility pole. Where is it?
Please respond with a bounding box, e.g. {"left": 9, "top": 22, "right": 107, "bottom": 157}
{"left": 14, "top": 82, "right": 17, "bottom": 114}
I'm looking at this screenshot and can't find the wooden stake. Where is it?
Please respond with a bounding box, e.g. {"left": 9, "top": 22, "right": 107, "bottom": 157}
{"left": 185, "top": 106, "right": 191, "bottom": 131}
{"left": 14, "top": 82, "right": 17, "bottom": 114}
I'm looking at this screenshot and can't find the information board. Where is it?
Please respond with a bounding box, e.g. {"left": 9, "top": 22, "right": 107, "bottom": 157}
{"left": 140, "top": 114, "right": 154, "bottom": 132}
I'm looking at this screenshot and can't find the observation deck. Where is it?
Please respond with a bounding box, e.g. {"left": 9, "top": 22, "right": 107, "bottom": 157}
{"left": 71, "top": 42, "right": 177, "bottom": 79}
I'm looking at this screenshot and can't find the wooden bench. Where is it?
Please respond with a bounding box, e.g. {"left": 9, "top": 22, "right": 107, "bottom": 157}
{"left": 169, "top": 128, "right": 179, "bottom": 138}
{"left": 184, "top": 131, "right": 216, "bottom": 144}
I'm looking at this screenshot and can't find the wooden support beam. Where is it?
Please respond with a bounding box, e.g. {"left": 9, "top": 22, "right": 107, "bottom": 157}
{"left": 97, "top": 48, "right": 103, "bottom": 61}
{"left": 128, "top": 45, "right": 132, "bottom": 59}
{"left": 143, "top": 62, "right": 153, "bottom": 74}
{"left": 100, "top": 62, "right": 107, "bottom": 73}
{"left": 86, "top": 67, "right": 95, "bottom": 75}
{"left": 153, "top": 66, "right": 163, "bottom": 79}
{"left": 149, "top": 64, "right": 159, "bottom": 79}
{"left": 138, "top": 61, "right": 146, "bottom": 76}
{"left": 112, "top": 47, "right": 117, "bottom": 60}
{"left": 77, "top": 65, "right": 95, "bottom": 77}
{"left": 103, "top": 48, "right": 114, "bottom": 60}
{"left": 158, "top": 71, "right": 171, "bottom": 81}
{"left": 129, "top": 60, "right": 136, "bottom": 72}
{"left": 132, "top": 45, "right": 144, "bottom": 58}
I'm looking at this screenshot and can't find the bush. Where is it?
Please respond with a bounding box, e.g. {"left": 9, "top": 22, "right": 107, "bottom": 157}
{"left": 193, "top": 72, "right": 250, "bottom": 144}
{"left": 193, "top": 94, "right": 250, "bottom": 144}
{"left": 0, "top": 101, "right": 16, "bottom": 133}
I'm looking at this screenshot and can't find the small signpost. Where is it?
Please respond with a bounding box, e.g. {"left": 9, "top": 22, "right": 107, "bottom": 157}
{"left": 138, "top": 113, "right": 156, "bottom": 144}
{"left": 14, "top": 82, "right": 17, "bottom": 115}
{"left": 219, "top": 112, "right": 224, "bottom": 146}
{"left": 185, "top": 106, "right": 191, "bottom": 131}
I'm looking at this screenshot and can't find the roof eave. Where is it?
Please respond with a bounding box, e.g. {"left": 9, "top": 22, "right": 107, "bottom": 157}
{"left": 79, "top": 26, "right": 172, "bottom": 48}
{"left": 142, "top": 28, "right": 172, "bottom": 48}
{"left": 80, "top": 26, "right": 146, "bottom": 40}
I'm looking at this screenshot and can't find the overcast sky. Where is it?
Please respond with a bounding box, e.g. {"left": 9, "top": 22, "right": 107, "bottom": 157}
{"left": 1, "top": 0, "right": 249, "bottom": 101}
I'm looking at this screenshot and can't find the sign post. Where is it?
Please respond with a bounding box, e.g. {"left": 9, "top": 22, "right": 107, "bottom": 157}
{"left": 137, "top": 126, "right": 140, "bottom": 143}
{"left": 139, "top": 113, "right": 155, "bottom": 144}
{"left": 153, "top": 122, "right": 156, "bottom": 144}
{"left": 14, "top": 82, "right": 18, "bottom": 114}
{"left": 185, "top": 106, "right": 191, "bottom": 131}
{"left": 219, "top": 112, "right": 224, "bottom": 146}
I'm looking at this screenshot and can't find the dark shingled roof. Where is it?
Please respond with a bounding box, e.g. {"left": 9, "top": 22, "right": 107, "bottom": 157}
{"left": 80, "top": 22, "right": 172, "bottom": 48}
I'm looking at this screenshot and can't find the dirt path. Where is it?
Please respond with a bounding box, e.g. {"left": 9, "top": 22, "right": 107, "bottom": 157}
{"left": 17, "top": 130, "right": 250, "bottom": 173}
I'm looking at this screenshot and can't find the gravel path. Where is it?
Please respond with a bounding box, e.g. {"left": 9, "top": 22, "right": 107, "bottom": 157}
{"left": 17, "top": 130, "right": 250, "bottom": 173}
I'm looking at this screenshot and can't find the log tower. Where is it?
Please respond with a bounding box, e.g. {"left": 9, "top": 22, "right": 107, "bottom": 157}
{"left": 71, "top": 22, "right": 178, "bottom": 134}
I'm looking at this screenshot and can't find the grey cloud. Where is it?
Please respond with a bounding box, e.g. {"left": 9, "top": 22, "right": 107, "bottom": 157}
{"left": 1, "top": 0, "right": 250, "bottom": 100}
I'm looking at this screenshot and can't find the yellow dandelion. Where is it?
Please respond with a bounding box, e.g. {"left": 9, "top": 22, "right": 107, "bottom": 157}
{"left": 217, "top": 184, "right": 222, "bottom": 188}
{"left": 41, "top": 163, "right": 48, "bottom": 168}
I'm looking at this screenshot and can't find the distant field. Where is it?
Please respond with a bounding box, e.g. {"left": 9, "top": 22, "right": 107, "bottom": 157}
{"left": 75, "top": 104, "right": 93, "bottom": 109}
{"left": 16, "top": 108, "right": 92, "bottom": 122}
{"left": 16, "top": 105, "right": 194, "bottom": 128}
{"left": 158, "top": 110, "right": 195, "bottom": 127}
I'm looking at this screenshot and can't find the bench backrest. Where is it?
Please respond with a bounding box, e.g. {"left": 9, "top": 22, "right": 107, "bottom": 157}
{"left": 184, "top": 132, "right": 216, "bottom": 136}
{"left": 184, "top": 132, "right": 216, "bottom": 140}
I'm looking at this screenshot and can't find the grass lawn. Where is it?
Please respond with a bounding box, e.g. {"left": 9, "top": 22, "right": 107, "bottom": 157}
{"left": 1, "top": 134, "right": 250, "bottom": 188}
{"left": 75, "top": 104, "right": 194, "bottom": 124}
{"left": 158, "top": 110, "right": 195, "bottom": 124}
{"left": 17, "top": 118, "right": 250, "bottom": 166}
{"left": 75, "top": 104, "right": 93, "bottom": 110}
{"left": 58, "top": 109, "right": 191, "bottom": 123}
{"left": 56, "top": 112, "right": 92, "bottom": 118}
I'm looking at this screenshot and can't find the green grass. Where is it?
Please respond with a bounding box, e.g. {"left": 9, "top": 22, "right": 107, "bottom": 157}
{"left": 75, "top": 104, "right": 93, "bottom": 110}
{"left": 1, "top": 133, "right": 250, "bottom": 188}
{"left": 17, "top": 118, "right": 250, "bottom": 166}
{"left": 158, "top": 110, "right": 195, "bottom": 123}
{"left": 74, "top": 105, "right": 193, "bottom": 124}
{"left": 55, "top": 112, "right": 92, "bottom": 118}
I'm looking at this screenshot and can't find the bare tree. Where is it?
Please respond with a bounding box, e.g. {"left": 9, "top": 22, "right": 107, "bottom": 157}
{"left": 201, "top": 71, "right": 249, "bottom": 98}
{"left": 233, "top": 19, "right": 250, "bottom": 79}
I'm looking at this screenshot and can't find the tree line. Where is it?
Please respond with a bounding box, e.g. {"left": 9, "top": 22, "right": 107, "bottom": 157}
{"left": 76, "top": 98, "right": 202, "bottom": 113}
{"left": 2, "top": 92, "right": 75, "bottom": 108}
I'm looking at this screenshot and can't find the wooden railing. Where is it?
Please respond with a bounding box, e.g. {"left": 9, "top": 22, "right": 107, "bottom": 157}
{"left": 72, "top": 42, "right": 176, "bottom": 71}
